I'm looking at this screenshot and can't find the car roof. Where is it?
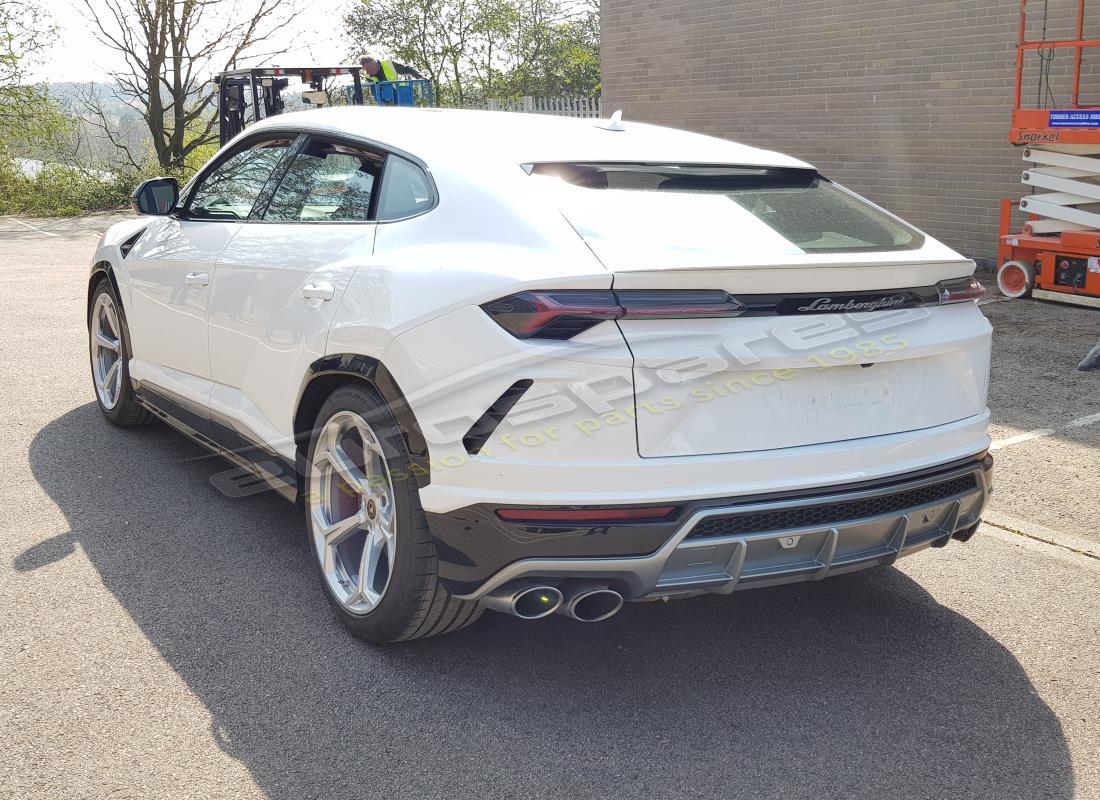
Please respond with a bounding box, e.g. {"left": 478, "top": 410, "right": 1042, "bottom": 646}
{"left": 245, "top": 106, "right": 814, "bottom": 171}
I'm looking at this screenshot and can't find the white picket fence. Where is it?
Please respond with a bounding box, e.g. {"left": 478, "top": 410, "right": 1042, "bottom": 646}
{"left": 479, "top": 96, "right": 603, "bottom": 118}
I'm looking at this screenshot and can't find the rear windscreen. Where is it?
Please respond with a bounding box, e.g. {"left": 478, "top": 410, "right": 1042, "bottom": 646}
{"left": 528, "top": 163, "right": 923, "bottom": 254}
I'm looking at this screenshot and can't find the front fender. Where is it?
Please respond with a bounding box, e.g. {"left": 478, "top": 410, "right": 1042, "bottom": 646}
{"left": 88, "top": 216, "right": 151, "bottom": 319}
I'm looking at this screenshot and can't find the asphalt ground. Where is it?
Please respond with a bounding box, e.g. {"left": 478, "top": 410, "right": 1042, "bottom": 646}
{"left": 1, "top": 213, "right": 1098, "bottom": 799}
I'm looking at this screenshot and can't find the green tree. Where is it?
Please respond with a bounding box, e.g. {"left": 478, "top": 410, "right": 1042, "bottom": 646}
{"left": 343, "top": 0, "right": 600, "bottom": 105}
{"left": 0, "top": 0, "right": 68, "bottom": 153}
{"left": 79, "top": 0, "right": 303, "bottom": 171}
{"left": 499, "top": 0, "right": 599, "bottom": 97}
{"left": 0, "top": 2, "right": 150, "bottom": 215}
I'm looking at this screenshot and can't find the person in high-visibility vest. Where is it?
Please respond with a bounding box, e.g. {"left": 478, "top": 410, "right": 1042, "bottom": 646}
{"left": 359, "top": 56, "right": 424, "bottom": 83}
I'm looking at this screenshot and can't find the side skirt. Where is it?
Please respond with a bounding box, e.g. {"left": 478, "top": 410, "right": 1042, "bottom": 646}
{"left": 134, "top": 385, "right": 300, "bottom": 504}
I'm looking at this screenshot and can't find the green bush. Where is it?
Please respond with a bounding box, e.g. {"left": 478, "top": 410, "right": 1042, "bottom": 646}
{"left": 0, "top": 159, "right": 135, "bottom": 216}
{"left": 0, "top": 134, "right": 217, "bottom": 217}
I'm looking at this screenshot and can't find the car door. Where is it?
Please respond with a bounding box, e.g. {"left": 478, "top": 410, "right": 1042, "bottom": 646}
{"left": 125, "top": 135, "right": 296, "bottom": 417}
{"left": 206, "top": 135, "right": 387, "bottom": 458}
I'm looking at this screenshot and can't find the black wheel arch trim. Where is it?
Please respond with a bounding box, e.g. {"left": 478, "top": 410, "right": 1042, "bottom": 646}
{"left": 296, "top": 354, "right": 431, "bottom": 489}
{"left": 88, "top": 262, "right": 140, "bottom": 377}
{"left": 88, "top": 261, "right": 122, "bottom": 325}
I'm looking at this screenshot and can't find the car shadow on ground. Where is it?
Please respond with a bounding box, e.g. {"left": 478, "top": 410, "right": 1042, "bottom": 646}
{"left": 19, "top": 404, "right": 1073, "bottom": 799}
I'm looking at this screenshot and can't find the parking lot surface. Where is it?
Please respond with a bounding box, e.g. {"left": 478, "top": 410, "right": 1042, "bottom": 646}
{"left": 1, "top": 214, "right": 1098, "bottom": 799}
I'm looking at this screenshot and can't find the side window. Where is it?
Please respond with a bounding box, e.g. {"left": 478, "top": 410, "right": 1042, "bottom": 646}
{"left": 377, "top": 156, "right": 434, "bottom": 221}
{"left": 186, "top": 138, "right": 294, "bottom": 220}
{"left": 263, "top": 137, "right": 384, "bottom": 222}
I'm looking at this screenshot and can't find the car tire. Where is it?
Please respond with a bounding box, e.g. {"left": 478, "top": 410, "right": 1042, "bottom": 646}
{"left": 304, "top": 383, "right": 482, "bottom": 643}
{"left": 88, "top": 278, "right": 152, "bottom": 427}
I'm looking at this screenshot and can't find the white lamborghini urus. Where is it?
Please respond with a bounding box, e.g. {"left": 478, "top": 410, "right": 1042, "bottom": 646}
{"left": 88, "top": 107, "right": 993, "bottom": 642}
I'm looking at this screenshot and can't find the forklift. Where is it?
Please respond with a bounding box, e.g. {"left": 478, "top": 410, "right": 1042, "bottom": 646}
{"left": 214, "top": 65, "right": 435, "bottom": 146}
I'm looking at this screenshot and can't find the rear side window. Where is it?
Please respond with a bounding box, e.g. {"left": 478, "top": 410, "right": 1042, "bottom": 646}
{"left": 264, "top": 137, "right": 384, "bottom": 222}
{"left": 377, "top": 156, "right": 434, "bottom": 221}
{"left": 528, "top": 163, "right": 923, "bottom": 253}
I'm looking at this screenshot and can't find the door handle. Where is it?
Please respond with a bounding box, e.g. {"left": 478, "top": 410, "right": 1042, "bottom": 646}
{"left": 185, "top": 271, "right": 210, "bottom": 286}
{"left": 302, "top": 282, "right": 335, "bottom": 302}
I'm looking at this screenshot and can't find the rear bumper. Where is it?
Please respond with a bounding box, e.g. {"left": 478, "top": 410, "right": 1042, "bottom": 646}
{"left": 433, "top": 453, "right": 992, "bottom": 600}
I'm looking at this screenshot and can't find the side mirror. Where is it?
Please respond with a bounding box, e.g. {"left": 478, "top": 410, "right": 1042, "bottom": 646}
{"left": 131, "top": 177, "right": 179, "bottom": 216}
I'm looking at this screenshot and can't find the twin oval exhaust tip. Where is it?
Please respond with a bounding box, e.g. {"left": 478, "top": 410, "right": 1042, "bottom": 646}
{"left": 558, "top": 586, "right": 624, "bottom": 622}
{"left": 483, "top": 583, "right": 624, "bottom": 622}
{"left": 482, "top": 584, "right": 564, "bottom": 620}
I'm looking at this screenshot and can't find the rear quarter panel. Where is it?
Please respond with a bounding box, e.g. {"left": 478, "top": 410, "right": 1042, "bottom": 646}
{"left": 327, "top": 157, "right": 611, "bottom": 359}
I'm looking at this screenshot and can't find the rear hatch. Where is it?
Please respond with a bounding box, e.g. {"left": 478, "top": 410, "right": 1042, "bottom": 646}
{"left": 533, "top": 163, "right": 991, "bottom": 457}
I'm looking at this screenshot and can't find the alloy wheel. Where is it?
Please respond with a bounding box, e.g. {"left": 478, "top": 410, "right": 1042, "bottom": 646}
{"left": 308, "top": 410, "right": 397, "bottom": 615}
{"left": 90, "top": 292, "right": 124, "bottom": 410}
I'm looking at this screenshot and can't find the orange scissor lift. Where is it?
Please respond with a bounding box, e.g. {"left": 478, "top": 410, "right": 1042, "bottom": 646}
{"left": 998, "top": 0, "right": 1100, "bottom": 308}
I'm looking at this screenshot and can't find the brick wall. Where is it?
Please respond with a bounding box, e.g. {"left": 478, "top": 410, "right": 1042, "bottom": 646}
{"left": 600, "top": 0, "right": 1099, "bottom": 260}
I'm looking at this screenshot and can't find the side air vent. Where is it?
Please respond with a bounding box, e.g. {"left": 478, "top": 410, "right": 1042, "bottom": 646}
{"left": 119, "top": 227, "right": 147, "bottom": 259}
{"left": 462, "top": 380, "right": 533, "bottom": 455}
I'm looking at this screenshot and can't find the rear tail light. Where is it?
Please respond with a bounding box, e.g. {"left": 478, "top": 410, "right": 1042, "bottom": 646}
{"left": 480, "top": 291, "right": 620, "bottom": 339}
{"left": 936, "top": 276, "right": 986, "bottom": 304}
{"left": 484, "top": 279, "right": 982, "bottom": 340}
{"left": 482, "top": 290, "right": 744, "bottom": 339}
{"left": 496, "top": 506, "right": 679, "bottom": 524}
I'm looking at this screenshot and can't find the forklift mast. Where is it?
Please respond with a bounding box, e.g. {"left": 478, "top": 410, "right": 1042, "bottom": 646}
{"left": 214, "top": 65, "right": 435, "bottom": 146}
{"left": 215, "top": 66, "right": 365, "bottom": 146}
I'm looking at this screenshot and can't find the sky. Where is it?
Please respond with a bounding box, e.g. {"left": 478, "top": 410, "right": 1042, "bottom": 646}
{"left": 33, "top": 0, "right": 353, "bottom": 83}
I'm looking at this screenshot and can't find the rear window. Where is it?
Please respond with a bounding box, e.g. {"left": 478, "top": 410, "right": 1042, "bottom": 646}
{"left": 527, "top": 163, "right": 923, "bottom": 253}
